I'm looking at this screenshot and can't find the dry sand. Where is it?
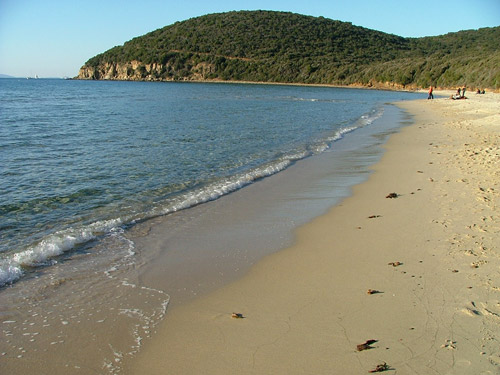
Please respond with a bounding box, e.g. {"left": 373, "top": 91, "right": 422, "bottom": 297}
{"left": 126, "top": 92, "right": 500, "bottom": 374}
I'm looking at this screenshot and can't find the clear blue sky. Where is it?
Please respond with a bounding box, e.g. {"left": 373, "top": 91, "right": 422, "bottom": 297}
{"left": 1, "top": 0, "right": 499, "bottom": 78}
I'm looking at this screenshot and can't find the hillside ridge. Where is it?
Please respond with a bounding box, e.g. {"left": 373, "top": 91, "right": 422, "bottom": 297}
{"left": 77, "top": 11, "right": 500, "bottom": 89}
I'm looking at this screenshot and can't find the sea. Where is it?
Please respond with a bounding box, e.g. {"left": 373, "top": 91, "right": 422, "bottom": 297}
{"left": 0, "top": 78, "right": 420, "bottom": 373}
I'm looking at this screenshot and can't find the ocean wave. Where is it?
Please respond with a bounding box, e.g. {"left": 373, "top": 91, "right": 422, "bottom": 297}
{"left": 0, "top": 109, "right": 382, "bottom": 287}
{"left": 147, "top": 158, "right": 294, "bottom": 218}
{"left": 281, "top": 96, "right": 347, "bottom": 104}
{"left": 0, "top": 218, "right": 123, "bottom": 286}
{"left": 356, "top": 107, "right": 384, "bottom": 127}
{"left": 0, "top": 154, "right": 304, "bottom": 286}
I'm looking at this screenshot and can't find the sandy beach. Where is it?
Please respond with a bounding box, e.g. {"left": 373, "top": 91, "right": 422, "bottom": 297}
{"left": 124, "top": 91, "right": 499, "bottom": 374}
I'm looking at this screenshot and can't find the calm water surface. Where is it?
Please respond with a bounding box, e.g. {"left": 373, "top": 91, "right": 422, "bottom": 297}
{"left": 0, "top": 79, "right": 419, "bottom": 373}
{"left": 0, "top": 79, "right": 418, "bottom": 285}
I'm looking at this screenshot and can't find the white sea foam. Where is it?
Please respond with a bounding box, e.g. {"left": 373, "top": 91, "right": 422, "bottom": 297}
{"left": 147, "top": 158, "right": 295, "bottom": 219}
{"left": 0, "top": 107, "right": 386, "bottom": 288}
{"left": 356, "top": 107, "right": 384, "bottom": 127}
{"left": 290, "top": 97, "right": 344, "bottom": 103}
{"left": 0, "top": 218, "right": 123, "bottom": 286}
{"left": 0, "top": 264, "right": 23, "bottom": 286}
{"left": 0, "top": 122, "right": 370, "bottom": 288}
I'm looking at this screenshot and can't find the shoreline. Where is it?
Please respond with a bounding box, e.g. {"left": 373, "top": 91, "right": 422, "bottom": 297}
{"left": 0, "top": 85, "right": 420, "bottom": 375}
{"left": 80, "top": 78, "right": 418, "bottom": 92}
{"left": 128, "top": 102, "right": 413, "bottom": 308}
{"left": 125, "top": 92, "right": 500, "bottom": 374}
{"left": 73, "top": 77, "right": 500, "bottom": 94}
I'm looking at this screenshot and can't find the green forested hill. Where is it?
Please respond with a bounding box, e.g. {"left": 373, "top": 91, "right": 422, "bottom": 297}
{"left": 78, "top": 11, "right": 500, "bottom": 89}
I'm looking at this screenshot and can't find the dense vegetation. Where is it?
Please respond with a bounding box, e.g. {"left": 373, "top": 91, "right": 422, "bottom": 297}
{"left": 79, "top": 11, "right": 500, "bottom": 89}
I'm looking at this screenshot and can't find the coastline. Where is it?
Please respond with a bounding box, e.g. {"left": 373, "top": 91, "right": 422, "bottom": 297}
{"left": 0, "top": 83, "right": 420, "bottom": 375}
{"left": 126, "top": 102, "right": 413, "bottom": 309}
{"left": 72, "top": 77, "right": 500, "bottom": 94}
{"left": 72, "top": 76, "right": 425, "bottom": 93}
{"left": 125, "top": 91, "right": 500, "bottom": 374}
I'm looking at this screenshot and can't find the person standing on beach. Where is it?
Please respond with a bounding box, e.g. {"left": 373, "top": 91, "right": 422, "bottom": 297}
{"left": 428, "top": 86, "right": 434, "bottom": 99}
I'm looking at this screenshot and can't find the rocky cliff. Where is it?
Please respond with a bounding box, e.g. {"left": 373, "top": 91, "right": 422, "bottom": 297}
{"left": 78, "top": 59, "right": 216, "bottom": 81}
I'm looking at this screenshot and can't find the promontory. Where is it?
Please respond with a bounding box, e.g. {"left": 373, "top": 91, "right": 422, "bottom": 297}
{"left": 77, "top": 10, "right": 500, "bottom": 90}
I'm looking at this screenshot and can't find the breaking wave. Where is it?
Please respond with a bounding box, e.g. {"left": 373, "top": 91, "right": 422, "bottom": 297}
{"left": 0, "top": 109, "right": 384, "bottom": 288}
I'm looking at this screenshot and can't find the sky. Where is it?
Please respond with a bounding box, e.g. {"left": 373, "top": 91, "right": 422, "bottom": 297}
{"left": 1, "top": 0, "right": 499, "bottom": 78}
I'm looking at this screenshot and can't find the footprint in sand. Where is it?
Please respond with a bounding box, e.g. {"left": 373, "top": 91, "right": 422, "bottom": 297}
{"left": 481, "top": 301, "right": 500, "bottom": 320}
{"left": 488, "top": 354, "right": 500, "bottom": 367}
{"left": 441, "top": 339, "right": 457, "bottom": 349}
{"left": 462, "top": 303, "right": 481, "bottom": 317}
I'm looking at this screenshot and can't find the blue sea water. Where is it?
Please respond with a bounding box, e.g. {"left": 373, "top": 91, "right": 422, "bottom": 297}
{"left": 0, "top": 78, "right": 422, "bottom": 372}
{"left": 0, "top": 79, "right": 420, "bottom": 286}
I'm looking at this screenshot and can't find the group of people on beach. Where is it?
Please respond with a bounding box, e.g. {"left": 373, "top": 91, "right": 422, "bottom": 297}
{"left": 428, "top": 85, "right": 485, "bottom": 100}
{"left": 451, "top": 86, "right": 468, "bottom": 100}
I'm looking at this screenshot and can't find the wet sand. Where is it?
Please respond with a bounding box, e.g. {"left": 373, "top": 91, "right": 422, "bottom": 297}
{"left": 128, "top": 104, "right": 412, "bottom": 307}
{"left": 126, "top": 92, "right": 500, "bottom": 374}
